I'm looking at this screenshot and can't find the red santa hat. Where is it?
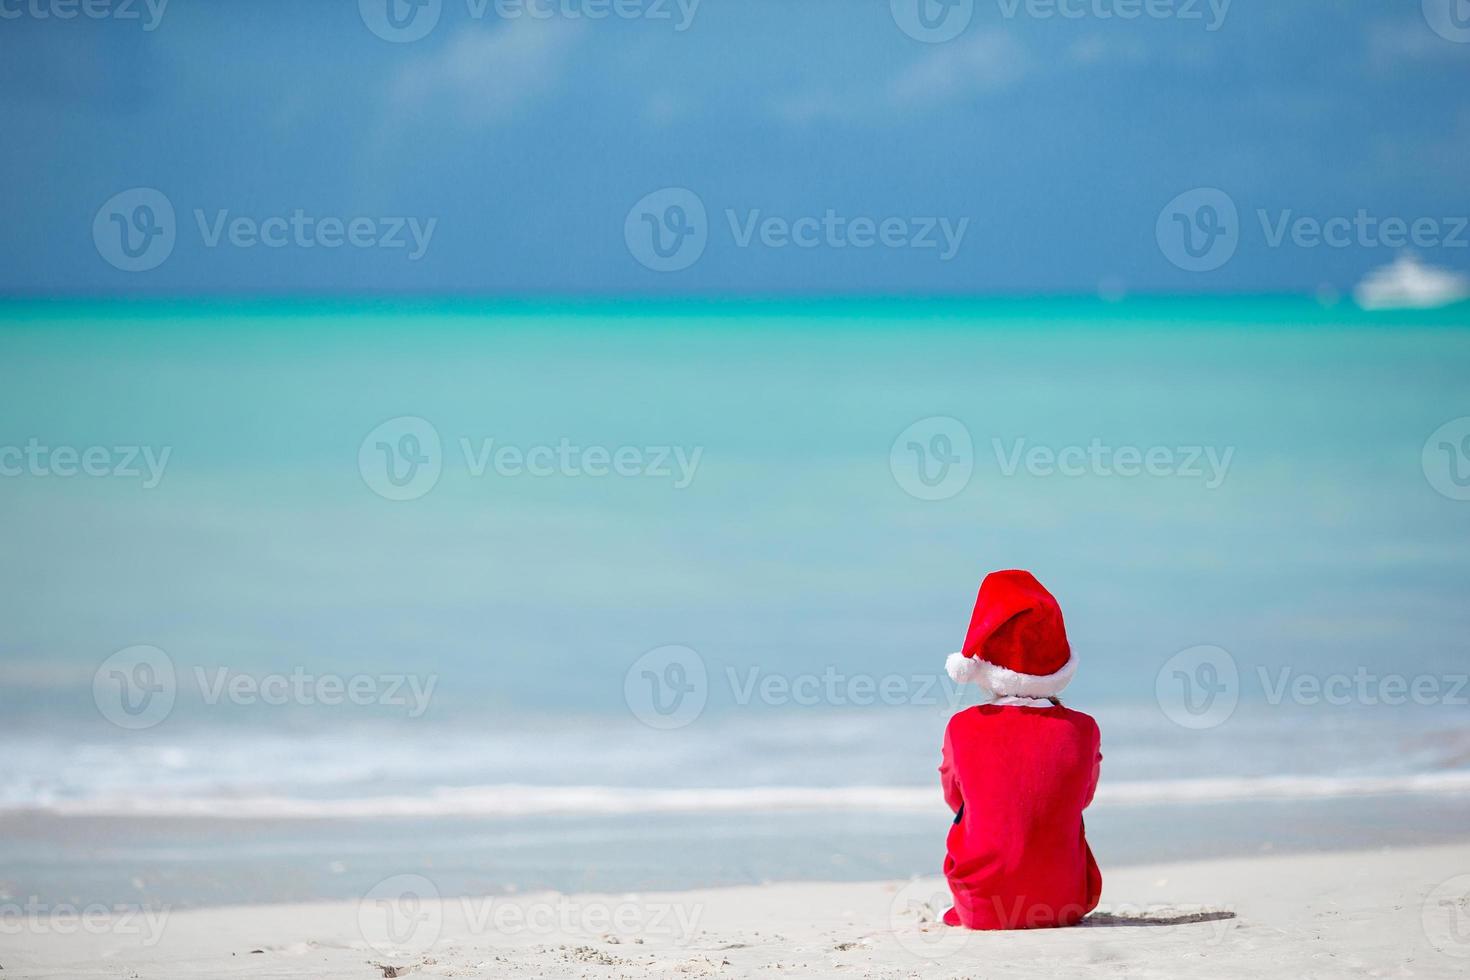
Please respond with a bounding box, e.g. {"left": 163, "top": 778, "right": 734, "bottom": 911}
{"left": 945, "top": 570, "right": 1077, "bottom": 698}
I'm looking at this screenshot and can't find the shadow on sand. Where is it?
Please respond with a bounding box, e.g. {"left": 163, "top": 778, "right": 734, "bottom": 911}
{"left": 1081, "top": 910, "right": 1237, "bottom": 928}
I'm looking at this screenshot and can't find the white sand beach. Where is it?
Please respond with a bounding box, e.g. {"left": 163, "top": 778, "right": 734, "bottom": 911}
{"left": 6, "top": 841, "right": 1469, "bottom": 979}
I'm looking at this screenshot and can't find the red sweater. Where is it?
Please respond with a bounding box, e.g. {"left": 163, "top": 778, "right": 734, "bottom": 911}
{"left": 939, "top": 702, "right": 1102, "bottom": 929}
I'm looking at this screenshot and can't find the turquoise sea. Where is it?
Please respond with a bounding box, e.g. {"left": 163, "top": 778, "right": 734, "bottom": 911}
{"left": 2, "top": 297, "right": 1469, "bottom": 907}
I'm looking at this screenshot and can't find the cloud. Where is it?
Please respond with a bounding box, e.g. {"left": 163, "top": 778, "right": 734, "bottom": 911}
{"left": 389, "top": 17, "right": 585, "bottom": 126}
{"left": 771, "top": 89, "right": 863, "bottom": 126}
{"left": 887, "top": 30, "right": 1030, "bottom": 107}
{"left": 774, "top": 30, "right": 1028, "bottom": 124}
{"left": 643, "top": 90, "right": 692, "bottom": 127}
{"left": 1066, "top": 35, "right": 1149, "bottom": 68}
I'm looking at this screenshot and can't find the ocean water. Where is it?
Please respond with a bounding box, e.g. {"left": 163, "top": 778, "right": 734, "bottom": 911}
{"left": 2, "top": 297, "right": 1469, "bottom": 907}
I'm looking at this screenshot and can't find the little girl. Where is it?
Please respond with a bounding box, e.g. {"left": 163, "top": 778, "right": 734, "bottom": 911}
{"left": 939, "top": 570, "right": 1102, "bottom": 930}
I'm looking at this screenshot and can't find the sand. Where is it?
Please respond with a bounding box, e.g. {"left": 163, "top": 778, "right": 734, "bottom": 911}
{"left": 5, "top": 842, "right": 1469, "bottom": 979}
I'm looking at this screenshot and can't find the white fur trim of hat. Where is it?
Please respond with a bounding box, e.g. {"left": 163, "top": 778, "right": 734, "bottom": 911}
{"left": 945, "top": 650, "right": 1077, "bottom": 698}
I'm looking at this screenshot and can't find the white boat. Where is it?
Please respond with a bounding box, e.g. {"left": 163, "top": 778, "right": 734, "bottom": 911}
{"left": 1353, "top": 254, "right": 1470, "bottom": 310}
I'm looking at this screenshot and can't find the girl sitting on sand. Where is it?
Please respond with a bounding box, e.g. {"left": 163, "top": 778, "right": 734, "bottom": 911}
{"left": 939, "top": 570, "right": 1102, "bottom": 930}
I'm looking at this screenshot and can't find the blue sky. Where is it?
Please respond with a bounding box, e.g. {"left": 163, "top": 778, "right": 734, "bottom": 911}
{"left": 2, "top": 0, "right": 1468, "bottom": 295}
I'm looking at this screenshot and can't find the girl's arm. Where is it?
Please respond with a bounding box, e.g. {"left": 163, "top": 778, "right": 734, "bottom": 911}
{"left": 1082, "top": 751, "right": 1101, "bottom": 809}
{"left": 939, "top": 723, "right": 963, "bottom": 814}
